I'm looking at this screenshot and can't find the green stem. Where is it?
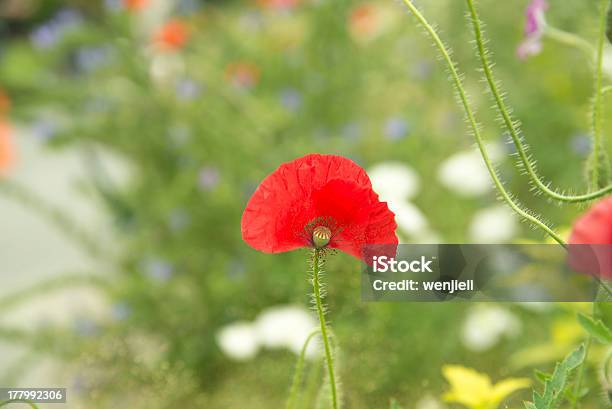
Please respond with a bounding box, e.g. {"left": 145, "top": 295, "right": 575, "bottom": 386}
{"left": 0, "top": 400, "right": 39, "bottom": 409}
{"left": 0, "top": 180, "right": 104, "bottom": 257}
{"left": 311, "top": 249, "right": 339, "bottom": 409}
{"left": 0, "top": 273, "right": 109, "bottom": 314}
{"left": 543, "top": 26, "right": 596, "bottom": 59}
{"left": 286, "top": 329, "right": 320, "bottom": 409}
{"left": 401, "top": 0, "right": 567, "bottom": 246}
{"left": 571, "top": 301, "right": 598, "bottom": 409}
{"left": 588, "top": 0, "right": 609, "bottom": 190}
{"left": 300, "top": 358, "right": 323, "bottom": 409}
{"left": 466, "top": 0, "right": 612, "bottom": 203}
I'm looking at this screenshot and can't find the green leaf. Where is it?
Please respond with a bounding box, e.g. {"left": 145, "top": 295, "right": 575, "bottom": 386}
{"left": 389, "top": 398, "right": 403, "bottom": 409}
{"left": 578, "top": 313, "right": 612, "bottom": 344}
{"left": 524, "top": 344, "right": 586, "bottom": 409}
{"left": 534, "top": 370, "right": 551, "bottom": 384}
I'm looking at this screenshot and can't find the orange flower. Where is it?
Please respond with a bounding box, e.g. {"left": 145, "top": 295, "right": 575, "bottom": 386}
{"left": 349, "top": 3, "right": 378, "bottom": 37}
{"left": 0, "top": 122, "right": 15, "bottom": 176}
{"left": 154, "top": 20, "right": 190, "bottom": 51}
{"left": 123, "top": 0, "right": 149, "bottom": 12}
{"left": 225, "top": 62, "right": 260, "bottom": 88}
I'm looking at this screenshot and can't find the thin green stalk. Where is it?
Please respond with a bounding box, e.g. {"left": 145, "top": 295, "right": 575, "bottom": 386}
{"left": 286, "top": 329, "right": 320, "bottom": 409}
{"left": 0, "top": 273, "right": 109, "bottom": 314}
{"left": 544, "top": 26, "right": 596, "bottom": 59}
{"left": 311, "top": 248, "right": 339, "bottom": 409}
{"left": 571, "top": 301, "right": 599, "bottom": 409}
{"left": 300, "top": 358, "right": 323, "bottom": 409}
{"left": 0, "top": 180, "right": 104, "bottom": 257}
{"left": 0, "top": 400, "right": 39, "bottom": 409}
{"left": 400, "top": 0, "right": 567, "bottom": 246}
{"left": 588, "top": 0, "right": 610, "bottom": 190}
{"left": 466, "top": 0, "right": 612, "bottom": 203}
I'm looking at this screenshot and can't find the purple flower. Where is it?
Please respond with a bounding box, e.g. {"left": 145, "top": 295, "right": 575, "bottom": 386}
{"left": 279, "top": 88, "right": 302, "bottom": 111}
{"left": 570, "top": 133, "right": 591, "bottom": 156}
{"left": 176, "top": 78, "right": 202, "bottom": 100}
{"left": 141, "top": 257, "right": 174, "bottom": 282}
{"left": 75, "top": 46, "right": 114, "bottom": 73}
{"left": 32, "top": 118, "right": 59, "bottom": 141}
{"left": 384, "top": 116, "right": 410, "bottom": 140}
{"left": 517, "top": 0, "right": 548, "bottom": 60}
{"left": 111, "top": 302, "right": 132, "bottom": 321}
{"left": 104, "top": 0, "right": 122, "bottom": 12}
{"left": 198, "top": 166, "right": 220, "bottom": 191}
{"left": 525, "top": 0, "right": 548, "bottom": 35}
{"left": 341, "top": 121, "right": 362, "bottom": 141}
{"left": 30, "top": 9, "right": 82, "bottom": 49}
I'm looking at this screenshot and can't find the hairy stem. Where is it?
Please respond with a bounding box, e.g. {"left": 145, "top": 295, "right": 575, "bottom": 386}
{"left": 588, "top": 0, "right": 610, "bottom": 190}
{"left": 286, "top": 329, "right": 320, "bottom": 409}
{"left": 311, "top": 249, "right": 339, "bottom": 409}
{"left": 466, "top": 0, "right": 612, "bottom": 203}
{"left": 400, "top": 0, "right": 566, "bottom": 246}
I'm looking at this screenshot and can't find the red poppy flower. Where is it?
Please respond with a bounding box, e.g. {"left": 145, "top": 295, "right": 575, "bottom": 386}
{"left": 123, "top": 0, "right": 149, "bottom": 12}
{"left": 241, "top": 154, "right": 398, "bottom": 262}
{"left": 568, "top": 197, "right": 612, "bottom": 279}
{"left": 0, "top": 122, "right": 15, "bottom": 176}
{"left": 154, "top": 20, "right": 190, "bottom": 51}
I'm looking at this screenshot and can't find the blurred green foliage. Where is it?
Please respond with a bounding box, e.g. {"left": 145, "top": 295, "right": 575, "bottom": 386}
{"left": 0, "top": 0, "right": 611, "bottom": 408}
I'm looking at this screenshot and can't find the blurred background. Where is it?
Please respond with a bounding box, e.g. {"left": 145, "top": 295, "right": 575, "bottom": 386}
{"left": 0, "top": 0, "right": 611, "bottom": 407}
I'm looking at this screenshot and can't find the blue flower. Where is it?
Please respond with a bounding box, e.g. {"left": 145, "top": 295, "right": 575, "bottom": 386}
{"left": 111, "top": 302, "right": 132, "bottom": 321}
{"left": 30, "top": 9, "right": 82, "bottom": 49}
{"left": 176, "top": 78, "right": 203, "bottom": 100}
{"left": 74, "top": 46, "right": 114, "bottom": 73}
{"left": 384, "top": 116, "right": 410, "bottom": 140}
{"left": 141, "top": 257, "right": 174, "bottom": 282}
{"left": 570, "top": 133, "right": 591, "bottom": 157}
{"left": 279, "top": 88, "right": 302, "bottom": 112}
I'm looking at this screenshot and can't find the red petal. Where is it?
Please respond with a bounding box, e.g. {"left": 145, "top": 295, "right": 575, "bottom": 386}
{"left": 241, "top": 154, "right": 397, "bottom": 261}
{"left": 568, "top": 197, "right": 612, "bottom": 279}
{"left": 569, "top": 198, "right": 612, "bottom": 245}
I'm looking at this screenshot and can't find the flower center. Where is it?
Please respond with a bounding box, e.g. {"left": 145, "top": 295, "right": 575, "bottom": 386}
{"left": 312, "top": 226, "right": 332, "bottom": 248}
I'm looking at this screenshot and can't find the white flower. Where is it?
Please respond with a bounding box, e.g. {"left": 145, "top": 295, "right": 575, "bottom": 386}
{"left": 216, "top": 321, "right": 259, "bottom": 361}
{"left": 461, "top": 306, "right": 521, "bottom": 352}
{"left": 368, "top": 162, "right": 420, "bottom": 201}
{"left": 149, "top": 53, "right": 184, "bottom": 87}
{"left": 604, "top": 46, "right": 612, "bottom": 80}
{"left": 469, "top": 205, "right": 518, "bottom": 243}
{"left": 255, "top": 305, "right": 320, "bottom": 358}
{"left": 415, "top": 395, "right": 446, "bottom": 409}
{"left": 388, "top": 201, "right": 428, "bottom": 237}
{"left": 437, "top": 144, "right": 503, "bottom": 197}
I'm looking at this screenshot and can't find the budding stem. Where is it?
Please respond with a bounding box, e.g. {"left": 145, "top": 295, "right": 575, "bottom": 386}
{"left": 311, "top": 248, "right": 339, "bottom": 409}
